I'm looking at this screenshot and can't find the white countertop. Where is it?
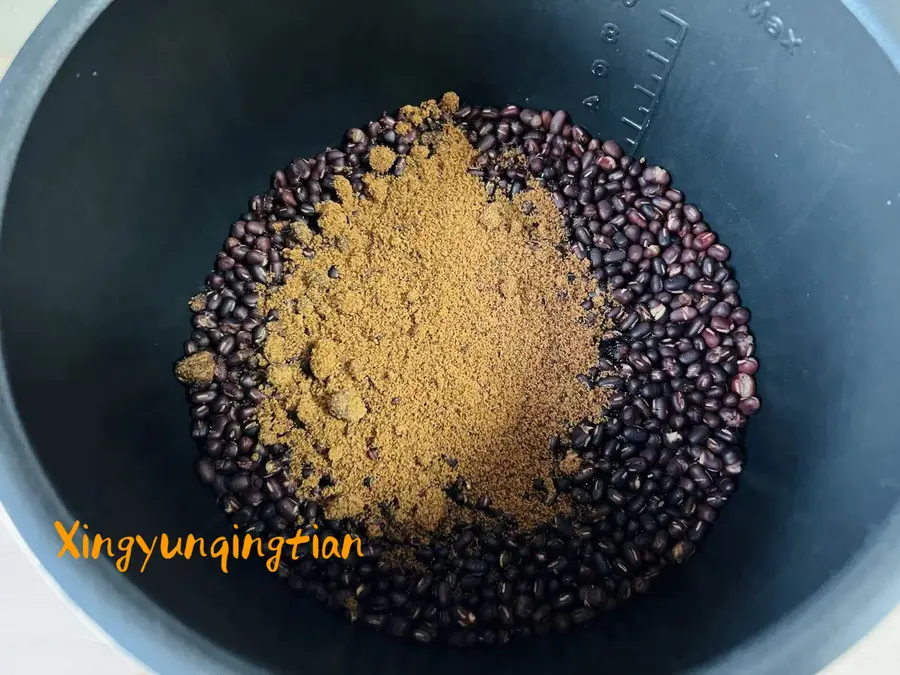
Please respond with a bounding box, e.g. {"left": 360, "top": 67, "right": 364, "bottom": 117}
{"left": 0, "top": 0, "right": 897, "bottom": 672}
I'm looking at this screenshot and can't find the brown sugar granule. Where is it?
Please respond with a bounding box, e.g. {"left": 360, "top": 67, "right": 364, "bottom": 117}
{"left": 363, "top": 174, "right": 389, "bottom": 203}
{"left": 189, "top": 293, "right": 207, "bottom": 312}
{"left": 290, "top": 221, "right": 315, "bottom": 246}
{"left": 310, "top": 339, "right": 341, "bottom": 381}
{"left": 257, "top": 117, "right": 609, "bottom": 534}
{"left": 559, "top": 451, "right": 581, "bottom": 475}
{"left": 333, "top": 175, "right": 355, "bottom": 204}
{"left": 368, "top": 146, "right": 396, "bottom": 174}
{"left": 439, "top": 91, "right": 460, "bottom": 114}
{"left": 398, "top": 98, "right": 442, "bottom": 127}
{"left": 498, "top": 147, "right": 526, "bottom": 170}
{"left": 175, "top": 352, "right": 216, "bottom": 386}
{"left": 327, "top": 389, "right": 367, "bottom": 423}
{"left": 344, "top": 596, "right": 360, "bottom": 622}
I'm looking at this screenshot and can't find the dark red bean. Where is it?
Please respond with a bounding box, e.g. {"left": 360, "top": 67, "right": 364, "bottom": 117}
{"left": 692, "top": 232, "right": 716, "bottom": 250}
{"left": 549, "top": 110, "right": 568, "bottom": 134}
{"left": 738, "top": 397, "right": 761, "bottom": 415}
{"left": 710, "top": 316, "right": 734, "bottom": 333}
{"left": 670, "top": 307, "right": 698, "bottom": 323}
{"left": 707, "top": 244, "right": 731, "bottom": 261}
{"left": 682, "top": 204, "right": 702, "bottom": 223}
{"left": 601, "top": 140, "right": 623, "bottom": 159}
{"left": 642, "top": 166, "right": 670, "bottom": 185}
{"left": 731, "top": 374, "right": 756, "bottom": 399}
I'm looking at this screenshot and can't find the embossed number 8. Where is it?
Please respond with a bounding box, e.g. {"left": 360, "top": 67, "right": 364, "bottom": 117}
{"left": 602, "top": 22, "right": 620, "bottom": 43}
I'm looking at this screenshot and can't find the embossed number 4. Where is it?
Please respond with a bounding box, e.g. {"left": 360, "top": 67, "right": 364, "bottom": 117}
{"left": 583, "top": 95, "right": 603, "bottom": 112}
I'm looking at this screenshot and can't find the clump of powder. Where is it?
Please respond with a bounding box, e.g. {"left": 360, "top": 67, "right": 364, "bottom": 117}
{"left": 175, "top": 352, "right": 216, "bottom": 386}
{"left": 256, "top": 103, "right": 610, "bottom": 534}
{"left": 368, "top": 146, "right": 396, "bottom": 174}
{"left": 189, "top": 293, "right": 208, "bottom": 312}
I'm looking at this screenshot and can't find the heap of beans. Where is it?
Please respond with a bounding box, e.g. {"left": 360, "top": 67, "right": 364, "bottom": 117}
{"left": 180, "top": 100, "right": 759, "bottom": 646}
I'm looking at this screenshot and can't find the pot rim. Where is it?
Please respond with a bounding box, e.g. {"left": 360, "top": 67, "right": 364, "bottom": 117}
{"left": 1, "top": 1, "right": 899, "bottom": 673}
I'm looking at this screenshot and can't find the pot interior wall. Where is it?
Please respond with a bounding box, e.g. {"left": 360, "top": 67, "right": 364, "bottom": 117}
{"left": 2, "top": 0, "right": 900, "bottom": 672}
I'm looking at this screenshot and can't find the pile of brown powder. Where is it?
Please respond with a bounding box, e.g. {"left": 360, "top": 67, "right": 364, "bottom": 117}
{"left": 256, "top": 108, "right": 610, "bottom": 535}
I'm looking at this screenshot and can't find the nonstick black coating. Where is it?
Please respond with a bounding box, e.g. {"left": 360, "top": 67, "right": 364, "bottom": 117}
{"left": 2, "top": 0, "right": 900, "bottom": 672}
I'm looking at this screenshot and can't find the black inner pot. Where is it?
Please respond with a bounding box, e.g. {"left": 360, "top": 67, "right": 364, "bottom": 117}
{"left": 2, "top": 0, "right": 900, "bottom": 673}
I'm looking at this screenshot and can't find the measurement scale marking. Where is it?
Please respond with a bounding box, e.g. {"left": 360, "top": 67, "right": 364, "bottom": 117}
{"left": 647, "top": 50, "right": 670, "bottom": 65}
{"left": 621, "top": 9, "right": 689, "bottom": 153}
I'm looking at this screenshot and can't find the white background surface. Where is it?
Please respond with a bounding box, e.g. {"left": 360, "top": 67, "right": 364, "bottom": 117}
{"left": 0, "top": 0, "right": 898, "bottom": 672}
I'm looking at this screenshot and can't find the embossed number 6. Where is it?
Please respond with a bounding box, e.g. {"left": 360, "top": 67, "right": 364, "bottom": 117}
{"left": 592, "top": 59, "right": 610, "bottom": 77}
